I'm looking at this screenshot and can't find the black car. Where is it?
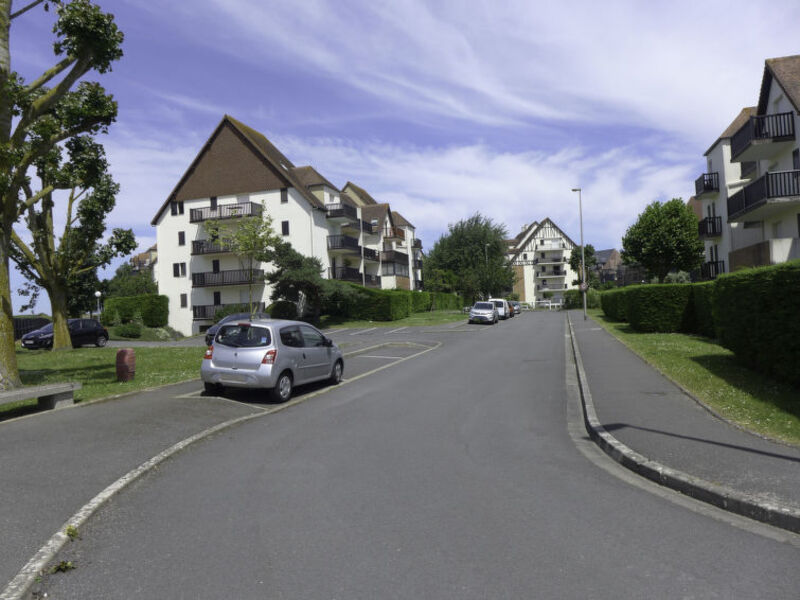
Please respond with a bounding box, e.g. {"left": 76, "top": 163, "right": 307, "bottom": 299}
{"left": 21, "top": 318, "right": 109, "bottom": 349}
{"left": 204, "top": 312, "right": 270, "bottom": 346}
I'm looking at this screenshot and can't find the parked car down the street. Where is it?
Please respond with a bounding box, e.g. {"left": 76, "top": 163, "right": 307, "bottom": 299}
{"left": 20, "top": 318, "right": 109, "bottom": 349}
{"left": 509, "top": 301, "right": 522, "bottom": 315}
{"left": 489, "top": 298, "right": 511, "bottom": 320}
{"left": 468, "top": 302, "right": 499, "bottom": 324}
{"left": 204, "top": 311, "right": 271, "bottom": 346}
{"left": 201, "top": 318, "right": 344, "bottom": 402}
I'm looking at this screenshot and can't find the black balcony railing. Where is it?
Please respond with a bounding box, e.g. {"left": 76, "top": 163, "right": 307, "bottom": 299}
{"left": 536, "top": 284, "right": 568, "bottom": 290}
{"left": 700, "top": 260, "right": 725, "bottom": 280}
{"left": 193, "top": 302, "right": 266, "bottom": 320}
{"left": 727, "top": 170, "right": 800, "bottom": 219}
{"left": 698, "top": 216, "right": 723, "bottom": 238}
{"left": 412, "top": 239, "right": 422, "bottom": 249}
{"left": 327, "top": 235, "right": 360, "bottom": 253}
{"left": 413, "top": 259, "right": 423, "bottom": 270}
{"left": 189, "top": 202, "right": 262, "bottom": 223}
{"left": 325, "top": 203, "right": 358, "bottom": 221}
{"left": 191, "top": 240, "right": 233, "bottom": 255}
{"left": 414, "top": 279, "right": 423, "bottom": 291}
{"left": 364, "top": 274, "right": 381, "bottom": 288}
{"left": 363, "top": 247, "right": 379, "bottom": 261}
{"left": 731, "top": 112, "right": 795, "bottom": 159}
{"left": 533, "top": 257, "right": 565, "bottom": 265}
{"left": 329, "top": 266, "right": 361, "bottom": 282}
{"left": 380, "top": 250, "right": 408, "bottom": 264}
{"left": 694, "top": 172, "right": 719, "bottom": 196}
{"left": 192, "top": 269, "right": 264, "bottom": 288}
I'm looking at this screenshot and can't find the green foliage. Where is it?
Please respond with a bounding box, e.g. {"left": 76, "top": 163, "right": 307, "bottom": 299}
{"left": 115, "top": 322, "right": 142, "bottom": 338}
{"left": 564, "top": 288, "right": 600, "bottom": 309}
{"left": 689, "top": 281, "right": 716, "bottom": 338}
{"left": 110, "top": 310, "right": 121, "bottom": 326}
{"left": 714, "top": 260, "right": 800, "bottom": 387}
{"left": 664, "top": 270, "right": 691, "bottom": 284}
{"left": 131, "top": 309, "right": 144, "bottom": 327}
{"left": 424, "top": 213, "right": 514, "bottom": 302}
{"left": 626, "top": 284, "right": 693, "bottom": 333}
{"left": 106, "top": 263, "right": 157, "bottom": 297}
{"left": 266, "top": 240, "right": 326, "bottom": 317}
{"left": 268, "top": 300, "right": 298, "bottom": 320}
{"left": 621, "top": 198, "right": 704, "bottom": 281}
{"left": 568, "top": 244, "right": 599, "bottom": 287}
{"left": 212, "top": 303, "right": 261, "bottom": 321}
{"left": 102, "top": 294, "right": 167, "bottom": 327}
{"left": 600, "top": 287, "right": 631, "bottom": 322}
{"left": 320, "top": 282, "right": 460, "bottom": 321}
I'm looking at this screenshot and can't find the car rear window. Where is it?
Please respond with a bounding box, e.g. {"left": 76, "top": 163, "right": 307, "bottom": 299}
{"left": 474, "top": 302, "right": 493, "bottom": 310}
{"left": 493, "top": 301, "right": 503, "bottom": 308}
{"left": 216, "top": 324, "right": 271, "bottom": 347}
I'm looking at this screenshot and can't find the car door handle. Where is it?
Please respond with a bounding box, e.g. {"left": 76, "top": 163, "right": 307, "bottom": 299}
{"left": 302, "top": 352, "right": 306, "bottom": 358}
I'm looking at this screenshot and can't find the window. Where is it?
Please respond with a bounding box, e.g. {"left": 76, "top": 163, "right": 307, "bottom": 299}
{"left": 280, "top": 189, "right": 288, "bottom": 204}
{"left": 170, "top": 201, "right": 183, "bottom": 216}
{"left": 300, "top": 325, "right": 324, "bottom": 347}
{"left": 212, "top": 259, "right": 220, "bottom": 274}
{"left": 180, "top": 262, "right": 186, "bottom": 276}
{"left": 173, "top": 263, "right": 180, "bottom": 277}
{"left": 280, "top": 326, "right": 304, "bottom": 348}
{"left": 282, "top": 221, "right": 290, "bottom": 236}
{"left": 210, "top": 196, "right": 217, "bottom": 211}
{"left": 213, "top": 291, "right": 221, "bottom": 305}
{"left": 180, "top": 293, "right": 187, "bottom": 308}
{"left": 178, "top": 231, "right": 185, "bottom": 246}
{"left": 793, "top": 149, "right": 800, "bottom": 171}
{"left": 523, "top": 253, "right": 527, "bottom": 260}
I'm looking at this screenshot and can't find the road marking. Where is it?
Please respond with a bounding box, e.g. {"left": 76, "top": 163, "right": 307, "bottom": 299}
{"left": 350, "top": 327, "right": 377, "bottom": 335}
{"left": 0, "top": 339, "right": 442, "bottom": 600}
{"left": 356, "top": 355, "right": 405, "bottom": 360}
{"left": 322, "top": 328, "right": 348, "bottom": 335}
{"left": 385, "top": 327, "right": 407, "bottom": 334}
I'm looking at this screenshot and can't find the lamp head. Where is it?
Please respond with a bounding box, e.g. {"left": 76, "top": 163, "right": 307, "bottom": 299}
{"left": 571, "top": 188, "right": 581, "bottom": 192}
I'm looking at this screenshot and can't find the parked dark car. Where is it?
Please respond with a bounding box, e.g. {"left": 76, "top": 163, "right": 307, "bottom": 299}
{"left": 205, "top": 312, "right": 270, "bottom": 346}
{"left": 20, "top": 318, "right": 109, "bottom": 349}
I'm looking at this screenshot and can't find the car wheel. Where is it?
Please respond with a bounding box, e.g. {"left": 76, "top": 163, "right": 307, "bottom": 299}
{"left": 269, "top": 371, "right": 293, "bottom": 402}
{"left": 329, "top": 360, "right": 343, "bottom": 385}
{"left": 96, "top": 335, "right": 108, "bottom": 347}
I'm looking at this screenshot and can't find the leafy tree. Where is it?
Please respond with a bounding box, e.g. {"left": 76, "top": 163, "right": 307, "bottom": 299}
{"left": 10, "top": 136, "right": 135, "bottom": 349}
{"left": 266, "top": 240, "right": 326, "bottom": 319}
{"left": 621, "top": 198, "right": 703, "bottom": 282}
{"left": 0, "top": 0, "right": 123, "bottom": 387}
{"left": 424, "top": 213, "right": 514, "bottom": 303}
{"left": 568, "top": 244, "right": 599, "bottom": 288}
{"left": 203, "top": 204, "right": 282, "bottom": 315}
{"left": 106, "top": 262, "right": 156, "bottom": 297}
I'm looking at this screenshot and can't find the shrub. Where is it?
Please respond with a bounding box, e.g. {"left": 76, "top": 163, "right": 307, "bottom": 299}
{"left": 103, "top": 294, "right": 168, "bottom": 327}
{"left": 115, "top": 323, "right": 142, "bottom": 338}
{"left": 600, "top": 287, "right": 631, "bottom": 321}
{"left": 132, "top": 309, "right": 144, "bottom": 327}
{"left": 564, "top": 288, "right": 601, "bottom": 310}
{"left": 411, "top": 291, "right": 432, "bottom": 312}
{"left": 689, "top": 281, "right": 716, "bottom": 338}
{"left": 626, "top": 284, "right": 693, "bottom": 333}
{"left": 714, "top": 260, "right": 800, "bottom": 387}
{"left": 268, "top": 300, "right": 298, "bottom": 320}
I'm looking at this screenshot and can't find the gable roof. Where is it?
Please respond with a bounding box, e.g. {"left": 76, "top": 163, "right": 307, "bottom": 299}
{"left": 505, "top": 221, "right": 539, "bottom": 257}
{"left": 507, "top": 218, "right": 576, "bottom": 262}
{"left": 339, "top": 192, "right": 359, "bottom": 209}
{"left": 391, "top": 211, "right": 414, "bottom": 228}
{"left": 759, "top": 55, "right": 800, "bottom": 115}
{"left": 594, "top": 248, "right": 617, "bottom": 265}
{"left": 343, "top": 181, "right": 379, "bottom": 205}
{"left": 151, "top": 115, "right": 323, "bottom": 225}
{"left": 361, "top": 203, "right": 392, "bottom": 227}
{"left": 291, "top": 165, "right": 339, "bottom": 191}
{"left": 704, "top": 107, "right": 756, "bottom": 156}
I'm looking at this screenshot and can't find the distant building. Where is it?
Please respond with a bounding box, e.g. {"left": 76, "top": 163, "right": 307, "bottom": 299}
{"left": 130, "top": 244, "right": 158, "bottom": 281}
{"left": 593, "top": 248, "right": 622, "bottom": 284}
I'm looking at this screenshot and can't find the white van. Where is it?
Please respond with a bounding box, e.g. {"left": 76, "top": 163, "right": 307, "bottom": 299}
{"left": 488, "top": 298, "right": 511, "bottom": 320}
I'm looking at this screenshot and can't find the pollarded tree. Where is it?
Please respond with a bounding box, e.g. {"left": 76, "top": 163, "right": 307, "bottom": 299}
{"left": 568, "top": 244, "right": 598, "bottom": 288}
{"left": 621, "top": 198, "right": 703, "bottom": 282}
{"left": 0, "top": 0, "right": 123, "bottom": 387}
{"left": 10, "top": 135, "right": 135, "bottom": 350}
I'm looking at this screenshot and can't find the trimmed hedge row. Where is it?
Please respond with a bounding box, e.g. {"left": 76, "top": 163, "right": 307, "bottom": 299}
{"left": 102, "top": 294, "right": 168, "bottom": 328}
{"left": 600, "top": 287, "right": 631, "bottom": 322}
{"left": 563, "top": 288, "right": 601, "bottom": 310}
{"left": 323, "top": 283, "right": 460, "bottom": 321}
{"left": 626, "top": 284, "right": 693, "bottom": 333}
{"left": 715, "top": 260, "right": 800, "bottom": 387}
{"left": 689, "top": 281, "right": 715, "bottom": 338}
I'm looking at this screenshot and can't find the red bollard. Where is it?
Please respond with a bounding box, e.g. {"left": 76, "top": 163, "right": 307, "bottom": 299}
{"left": 116, "top": 348, "right": 136, "bottom": 382}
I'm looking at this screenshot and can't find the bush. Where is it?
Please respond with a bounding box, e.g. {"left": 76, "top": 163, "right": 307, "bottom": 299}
{"left": 102, "top": 294, "right": 168, "bottom": 327}
{"left": 714, "top": 260, "right": 800, "bottom": 387}
{"left": 115, "top": 323, "right": 142, "bottom": 338}
{"left": 626, "top": 284, "right": 693, "bottom": 333}
{"left": 268, "top": 300, "right": 298, "bottom": 320}
{"left": 600, "top": 287, "right": 631, "bottom": 321}
{"left": 689, "top": 281, "right": 716, "bottom": 338}
{"left": 564, "top": 288, "right": 601, "bottom": 310}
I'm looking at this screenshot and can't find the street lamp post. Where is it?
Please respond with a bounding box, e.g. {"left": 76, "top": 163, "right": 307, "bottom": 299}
{"left": 571, "top": 188, "right": 587, "bottom": 321}
{"left": 94, "top": 290, "right": 101, "bottom": 316}
{"left": 484, "top": 242, "right": 490, "bottom": 298}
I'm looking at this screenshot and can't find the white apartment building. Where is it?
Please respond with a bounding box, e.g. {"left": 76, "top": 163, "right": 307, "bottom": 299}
{"left": 695, "top": 55, "right": 800, "bottom": 278}
{"left": 506, "top": 218, "right": 579, "bottom": 304}
{"left": 151, "top": 115, "right": 424, "bottom": 335}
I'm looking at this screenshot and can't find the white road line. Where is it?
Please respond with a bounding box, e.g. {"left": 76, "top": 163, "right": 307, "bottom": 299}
{"left": 349, "top": 327, "right": 377, "bottom": 335}
{"left": 356, "top": 355, "right": 405, "bottom": 360}
{"left": 322, "top": 328, "right": 348, "bottom": 335}
{"left": 385, "top": 327, "right": 407, "bottom": 334}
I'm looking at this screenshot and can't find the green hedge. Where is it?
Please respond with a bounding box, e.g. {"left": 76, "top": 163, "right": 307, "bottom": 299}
{"left": 102, "top": 294, "right": 168, "bottom": 328}
{"left": 626, "top": 284, "right": 693, "bottom": 333}
{"left": 600, "top": 287, "right": 631, "bottom": 322}
{"left": 321, "top": 283, "right": 460, "bottom": 321}
{"left": 689, "top": 281, "right": 716, "bottom": 338}
{"left": 268, "top": 300, "right": 298, "bottom": 320}
{"left": 114, "top": 323, "right": 142, "bottom": 338}
{"left": 564, "top": 288, "right": 601, "bottom": 310}
{"left": 714, "top": 260, "right": 800, "bottom": 387}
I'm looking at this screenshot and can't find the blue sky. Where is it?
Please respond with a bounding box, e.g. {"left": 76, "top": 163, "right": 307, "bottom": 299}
{"left": 11, "top": 0, "right": 800, "bottom": 313}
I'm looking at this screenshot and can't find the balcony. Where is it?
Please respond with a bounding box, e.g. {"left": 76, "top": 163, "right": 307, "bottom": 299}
{"left": 414, "top": 279, "right": 424, "bottom": 291}
{"left": 412, "top": 239, "right": 422, "bottom": 249}
{"left": 413, "top": 259, "right": 423, "bottom": 270}
{"left": 727, "top": 170, "right": 800, "bottom": 222}
{"left": 537, "top": 270, "right": 567, "bottom": 278}
{"left": 698, "top": 216, "right": 723, "bottom": 239}
{"left": 189, "top": 202, "right": 262, "bottom": 223}
{"left": 191, "top": 240, "right": 233, "bottom": 255}
{"left": 325, "top": 202, "right": 358, "bottom": 223}
{"left": 329, "top": 266, "right": 361, "bottom": 283}
{"left": 534, "top": 257, "right": 565, "bottom": 265}
{"left": 363, "top": 247, "right": 379, "bottom": 261}
{"left": 700, "top": 260, "right": 725, "bottom": 280}
{"left": 192, "top": 269, "right": 264, "bottom": 288}
{"left": 536, "top": 283, "right": 568, "bottom": 290}
{"left": 380, "top": 249, "right": 408, "bottom": 264}
{"left": 364, "top": 274, "right": 382, "bottom": 288}
{"left": 729, "top": 238, "right": 800, "bottom": 271}
{"left": 383, "top": 227, "right": 405, "bottom": 241}
{"left": 327, "top": 235, "right": 361, "bottom": 255}
{"left": 730, "top": 112, "right": 795, "bottom": 162}
{"left": 193, "top": 302, "right": 266, "bottom": 320}
{"left": 537, "top": 240, "right": 566, "bottom": 251}
{"left": 694, "top": 172, "right": 719, "bottom": 197}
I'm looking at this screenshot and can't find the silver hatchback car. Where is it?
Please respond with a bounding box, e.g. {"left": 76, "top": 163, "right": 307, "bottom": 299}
{"left": 201, "top": 318, "right": 344, "bottom": 402}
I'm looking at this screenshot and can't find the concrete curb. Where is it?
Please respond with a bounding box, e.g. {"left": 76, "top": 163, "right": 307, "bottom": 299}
{"left": 566, "top": 314, "right": 800, "bottom": 535}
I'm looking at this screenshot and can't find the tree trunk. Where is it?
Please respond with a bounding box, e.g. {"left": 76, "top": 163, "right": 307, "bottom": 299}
{"left": 49, "top": 284, "right": 72, "bottom": 350}
{"left": 0, "top": 225, "right": 20, "bottom": 389}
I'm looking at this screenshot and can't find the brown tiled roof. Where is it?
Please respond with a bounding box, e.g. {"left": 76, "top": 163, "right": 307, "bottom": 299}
{"left": 343, "top": 181, "right": 378, "bottom": 205}
{"left": 704, "top": 107, "right": 756, "bottom": 156}
{"left": 686, "top": 195, "right": 704, "bottom": 220}
{"left": 361, "top": 203, "right": 391, "bottom": 226}
{"left": 760, "top": 55, "right": 800, "bottom": 114}
{"left": 339, "top": 192, "right": 359, "bottom": 209}
{"left": 291, "top": 165, "right": 338, "bottom": 191}
{"left": 391, "top": 211, "right": 413, "bottom": 228}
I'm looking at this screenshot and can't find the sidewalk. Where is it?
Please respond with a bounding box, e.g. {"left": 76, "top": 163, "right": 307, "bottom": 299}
{"left": 568, "top": 313, "right": 800, "bottom": 533}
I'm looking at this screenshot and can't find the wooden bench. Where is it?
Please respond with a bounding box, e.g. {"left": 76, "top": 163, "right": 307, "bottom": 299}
{"left": 0, "top": 382, "right": 82, "bottom": 411}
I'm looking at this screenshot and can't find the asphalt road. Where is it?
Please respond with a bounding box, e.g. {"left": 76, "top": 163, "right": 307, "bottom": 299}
{"left": 31, "top": 312, "right": 800, "bottom": 598}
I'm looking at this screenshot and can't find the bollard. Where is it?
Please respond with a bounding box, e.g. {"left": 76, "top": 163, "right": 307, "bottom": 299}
{"left": 116, "top": 348, "right": 136, "bottom": 382}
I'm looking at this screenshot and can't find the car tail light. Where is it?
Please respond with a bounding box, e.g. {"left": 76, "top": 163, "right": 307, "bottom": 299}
{"left": 262, "top": 349, "right": 277, "bottom": 364}
{"left": 204, "top": 346, "right": 213, "bottom": 360}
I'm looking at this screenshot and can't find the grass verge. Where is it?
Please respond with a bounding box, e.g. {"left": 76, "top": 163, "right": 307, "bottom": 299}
{"left": 2, "top": 346, "right": 203, "bottom": 421}
{"left": 585, "top": 308, "right": 800, "bottom": 446}
{"left": 317, "top": 310, "right": 466, "bottom": 330}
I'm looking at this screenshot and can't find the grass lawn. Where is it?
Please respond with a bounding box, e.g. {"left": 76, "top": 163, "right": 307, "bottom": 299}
{"left": 2, "top": 346, "right": 204, "bottom": 421}
{"left": 585, "top": 308, "right": 800, "bottom": 446}
{"left": 317, "top": 309, "right": 466, "bottom": 330}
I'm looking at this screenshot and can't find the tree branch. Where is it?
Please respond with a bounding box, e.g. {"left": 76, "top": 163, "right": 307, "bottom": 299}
{"left": 24, "top": 56, "right": 74, "bottom": 95}
{"left": 9, "top": 0, "right": 46, "bottom": 20}
{"left": 22, "top": 183, "right": 55, "bottom": 210}
{"left": 10, "top": 229, "right": 44, "bottom": 279}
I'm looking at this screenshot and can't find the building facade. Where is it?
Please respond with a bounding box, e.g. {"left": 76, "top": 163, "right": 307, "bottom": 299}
{"left": 506, "top": 218, "right": 579, "bottom": 305}
{"left": 151, "top": 116, "right": 423, "bottom": 335}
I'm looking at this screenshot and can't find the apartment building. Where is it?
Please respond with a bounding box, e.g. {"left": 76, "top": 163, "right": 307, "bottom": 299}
{"left": 129, "top": 244, "right": 158, "bottom": 280}
{"left": 151, "top": 115, "right": 423, "bottom": 335}
{"left": 694, "top": 55, "right": 800, "bottom": 278}
{"left": 506, "top": 218, "right": 579, "bottom": 304}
